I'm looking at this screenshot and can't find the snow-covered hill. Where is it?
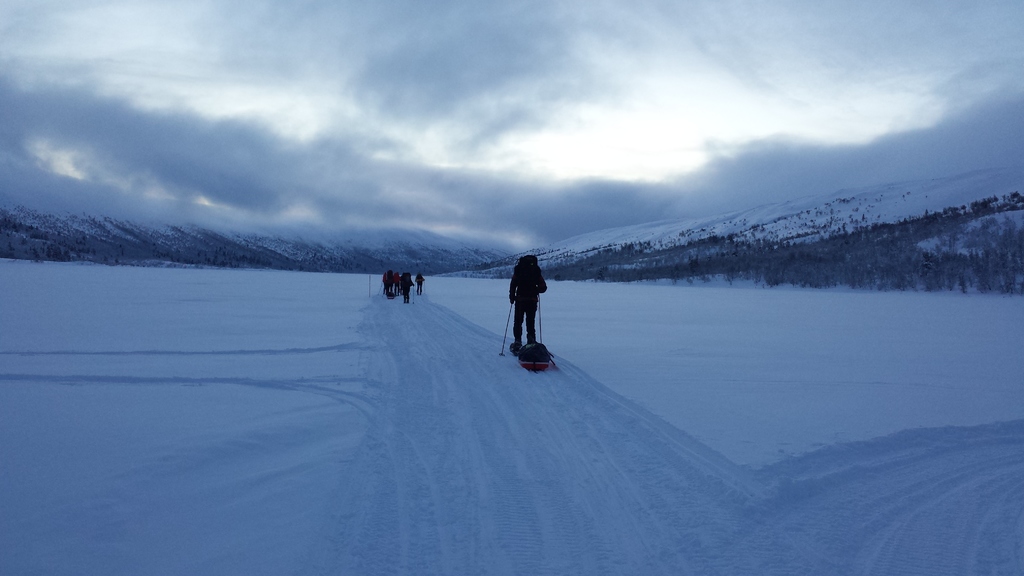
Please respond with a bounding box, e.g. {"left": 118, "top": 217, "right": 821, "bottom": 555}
{"left": 510, "top": 166, "right": 1024, "bottom": 268}
{"left": 0, "top": 205, "right": 505, "bottom": 273}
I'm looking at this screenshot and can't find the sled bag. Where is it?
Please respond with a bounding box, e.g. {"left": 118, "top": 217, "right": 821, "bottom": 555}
{"left": 517, "top": 342, "right": 551, "bottom": 371}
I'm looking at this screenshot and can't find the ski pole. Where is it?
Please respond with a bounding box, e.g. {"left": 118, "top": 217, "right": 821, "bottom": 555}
{"left": 537, "top": 299, "right": 542, "bottom": 343}
{"left": 499, "top": 301, "right": 513, "bottom": 356}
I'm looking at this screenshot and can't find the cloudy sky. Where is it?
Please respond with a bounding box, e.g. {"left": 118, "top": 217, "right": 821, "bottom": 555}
{"left": 2, "top": 0, "right": 1023, "bottom": 248}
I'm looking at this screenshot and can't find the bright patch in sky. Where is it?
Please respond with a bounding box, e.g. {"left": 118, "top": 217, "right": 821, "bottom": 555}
{"left": 29, "top": 140, "right": 88, "bottom": 181}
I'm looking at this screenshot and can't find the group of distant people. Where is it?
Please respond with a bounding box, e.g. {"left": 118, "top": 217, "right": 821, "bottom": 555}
{"left": 383, "top": 270, "right": 424, "bottom": 303}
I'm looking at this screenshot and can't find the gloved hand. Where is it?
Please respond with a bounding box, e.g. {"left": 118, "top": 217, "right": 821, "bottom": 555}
{"left": 509, "top": 296, "right": 515, "bottom": 304}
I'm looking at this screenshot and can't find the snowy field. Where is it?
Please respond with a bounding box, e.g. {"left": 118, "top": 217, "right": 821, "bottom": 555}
{"left": 2, "top": 260, "right": 1023, "bottom": 575}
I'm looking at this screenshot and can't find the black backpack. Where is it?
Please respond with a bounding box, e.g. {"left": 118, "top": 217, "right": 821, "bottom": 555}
{"left": 514, "top": 255, "right": 542, "bottom": 283}
{"left": 518, "top": 254, "right": 539, "bottom": 266}
{"left": 517, "top": 342, "right": 551, "bottom": 363}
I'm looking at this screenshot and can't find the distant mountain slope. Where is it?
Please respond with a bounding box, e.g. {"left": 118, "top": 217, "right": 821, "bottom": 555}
{"left": 535, "top": 167, "right": 1024, "bottom": 264}
{"left": 0, "top": 207, "right": 505, "bottom": 274}
{"left": 473, "top": 167, "right": 1024, "bottom": 294}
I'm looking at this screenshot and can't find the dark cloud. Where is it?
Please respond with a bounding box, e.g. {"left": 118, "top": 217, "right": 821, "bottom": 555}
{"left": 369, "top": 170, "right": 678, "bottom": 246}
{"left": 0, "top": 76, "right": 366, "bottom": 224}
{"left": 484, "top": 179, "right": 677, "bottom": 242}
{"left": 349, "top": 1, "right": 573, "bottom": 113}
{"left": 0, "top": 76, "right": 580, "bottom": 247}
{"left": 210, "top": 0, "right": 587, "bottom": 141}
{"left": 3, "top": 74, "right": 1024, "bottom": 251}
{"left": 670, "top": 94, "right": 1024, "bottom": 217}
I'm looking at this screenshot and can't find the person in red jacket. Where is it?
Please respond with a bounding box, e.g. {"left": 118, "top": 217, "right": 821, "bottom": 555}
{"left": 508, "top": 255, "right": 547, "bottom": 354}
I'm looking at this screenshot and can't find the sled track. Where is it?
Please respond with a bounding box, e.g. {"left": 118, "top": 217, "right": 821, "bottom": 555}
{"left": 308, "top": 296, "right": 756, "bottom": 575}
{"left": 308, "top": 296, "right": 1024, "bottom": 576}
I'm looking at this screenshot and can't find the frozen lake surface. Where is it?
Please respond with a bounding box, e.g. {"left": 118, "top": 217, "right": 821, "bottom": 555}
{"left": 2, "top": 261, "right": 1022, "bottom": 575}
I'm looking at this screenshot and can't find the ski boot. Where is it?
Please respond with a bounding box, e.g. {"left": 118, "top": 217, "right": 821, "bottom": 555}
{"left": 509, "top": 340, "right": 523, "bottom": 356}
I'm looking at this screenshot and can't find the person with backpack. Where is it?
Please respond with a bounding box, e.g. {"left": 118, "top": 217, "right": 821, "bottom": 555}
{"left": 508, "top": 255, "right": 547, "bottom": 354}
{"left": 383, "top": 270, "right": 394, "bottom": 298}
{"left": 400, "top": 272, "right": 414, "bottom": 303}
{"left": 415, "top": 273, "right": 424, "bottom": 295}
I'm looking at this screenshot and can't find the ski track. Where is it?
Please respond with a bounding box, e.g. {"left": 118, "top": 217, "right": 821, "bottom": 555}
{"left": 303, "top": 296, "right": 1024, "bottom": 576}
{"left": 304, "top": 295, "right": 746, "bottom": 576}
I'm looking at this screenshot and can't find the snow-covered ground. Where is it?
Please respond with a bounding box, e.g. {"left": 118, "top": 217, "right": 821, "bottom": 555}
{"left": 2, "top": 260, "right": 1023, "bottom": 575}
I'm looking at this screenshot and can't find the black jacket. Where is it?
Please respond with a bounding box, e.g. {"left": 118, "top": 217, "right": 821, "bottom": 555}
{"left": 509, "top": 258, "right": 547, "bottom": 303}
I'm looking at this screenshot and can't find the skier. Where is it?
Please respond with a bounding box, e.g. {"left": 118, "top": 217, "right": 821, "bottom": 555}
{"left": 415, "top": 273, "right": 424, "bottom": 295}
{"left": 400, "top": 272, "right": 414, "bottom": 303}
{"left": 508, "top": 255, "right": 547, "bottom": 355}
{"left": 383, "top": 270, "right": 395, "bottom": 298}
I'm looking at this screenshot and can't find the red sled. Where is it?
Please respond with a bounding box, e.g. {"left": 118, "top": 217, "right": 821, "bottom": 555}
{"left": 519, "top": 359, "right": 550, "bottom": 371}
{"left": 516, "top": 343, "right": 552, "bottom": 371}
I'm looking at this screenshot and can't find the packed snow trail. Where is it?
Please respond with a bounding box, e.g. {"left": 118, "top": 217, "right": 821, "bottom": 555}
{"left": 305, "top": 295, "right": 757, "bottom": 575}
{"left": 305, "top": 294, "right": 1024, "bottom": 576}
